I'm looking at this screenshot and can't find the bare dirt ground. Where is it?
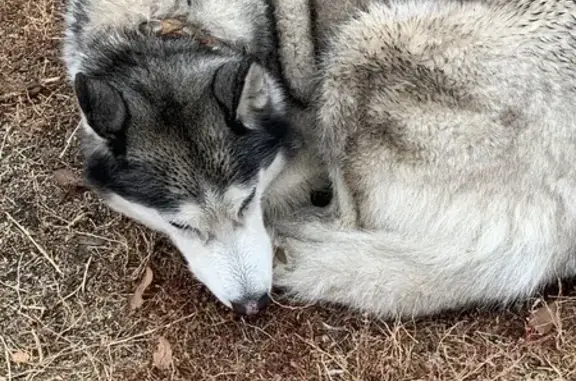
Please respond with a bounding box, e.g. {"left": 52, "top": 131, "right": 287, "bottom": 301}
{"left": 2, "top": 0, "right": 576, "bottom": 380}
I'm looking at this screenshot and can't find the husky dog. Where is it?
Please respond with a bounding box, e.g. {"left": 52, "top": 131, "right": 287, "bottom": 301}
{"left": 64, "top": 0, "right": 576, "bottom": 319}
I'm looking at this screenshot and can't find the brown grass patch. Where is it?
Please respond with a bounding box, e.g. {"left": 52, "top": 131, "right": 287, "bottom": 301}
{"left": 1, "top": 0, "right": 576, "bottom": 379}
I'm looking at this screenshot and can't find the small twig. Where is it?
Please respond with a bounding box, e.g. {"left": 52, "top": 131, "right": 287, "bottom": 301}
{"left": 241, "top": 322, "right": 275, "bottom": 341}
{"left": 0, "top": 123, "right": 11, "bottom": 160}
{"left": 70, "top": 231, "right": 123, "bottom": 245}
{"left": 0, "top": 91, "right": 21, "bottom": 102}
{"left": 61, "top": 255, "right": 93, "bottom": 302}
{"left": 0, "top": 280, "right": 29, "bottom": 294}
{"left": 0, "top": 77, "right": 62, "bottom": 104}
{"left": 40, "top": 76, "right": 61, "bottom": 85}
{"left": 59, "top": 120, "right": 81, "bottom": 159}
{"left": 0, "top": 335, "right": 12, "bottom": 381}
{"left": 488, "top": 354, "right": 526, "bottom": 381}
{"left": 81, "top": 255, "right": 92, "bottom": 294}
{"left": 31, "top": 329, "right": 43, "bottom": 364}
{"left": 294, "top": 333, "right": 357, "bottom": 381}
{"left": 5, "top": 212, "right": 63, "bottom": 275}
{"left": 105, "top": 312, "right": 197, "bottom": 347}
{"left": 269, "top": 293, "right": 314, "bottom": 311}
{"left": 16, "top": 250, "right": 25, "bottom": 311}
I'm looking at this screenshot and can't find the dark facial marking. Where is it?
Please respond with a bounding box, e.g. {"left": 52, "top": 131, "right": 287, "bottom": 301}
{"left": 169, "top": 221, "right": 194, "bottom": 231}
{"left": 238, "top": 188, "right": 257, "bottom": 217}
{"left": 77, "top": 31, "right": 297, "bottom": 214}
{"left": 211, "top": 59, "right": 253, "bottom": 135}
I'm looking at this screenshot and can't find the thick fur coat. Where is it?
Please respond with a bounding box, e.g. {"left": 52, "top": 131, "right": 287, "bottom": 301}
{"left": 275, "top": 0, "right": 576, "bottom": 318}
{"left": 63, "top": 0, "right": 576, "bottom": 318}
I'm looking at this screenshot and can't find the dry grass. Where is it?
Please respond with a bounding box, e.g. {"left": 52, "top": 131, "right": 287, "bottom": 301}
{"left": 1, "top": 0, "right": 576, "bottom": 380}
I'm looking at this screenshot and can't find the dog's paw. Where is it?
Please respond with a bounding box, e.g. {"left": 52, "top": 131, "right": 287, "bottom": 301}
{"left": 273, "top": 236, "right": 296, "bottom": 268}
{"left": 273, "top": 260, "right": 296, "bottom": 290}
{"left": 272, "top": 237, "right": 310, "bottom": 289}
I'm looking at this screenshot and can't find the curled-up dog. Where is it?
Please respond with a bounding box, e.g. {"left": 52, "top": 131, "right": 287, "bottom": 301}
{"left": 64, "top": 0, "right": 576, "bottom": 319}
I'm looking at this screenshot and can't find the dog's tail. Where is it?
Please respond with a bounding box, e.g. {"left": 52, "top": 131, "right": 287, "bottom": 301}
{"left": 274, "top": 221, "right": 569, "bottom": 318}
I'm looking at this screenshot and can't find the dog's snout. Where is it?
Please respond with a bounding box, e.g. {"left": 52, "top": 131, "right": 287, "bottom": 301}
{"left": 231, "top": 293, "right": 270, "bottom": 316}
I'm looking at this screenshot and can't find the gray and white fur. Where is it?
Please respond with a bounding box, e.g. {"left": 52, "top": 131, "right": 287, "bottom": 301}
{"left": 62, "top": 0, "right": 326, "bottom": 314}
{"left": 64, "top": 0, "right": 576, "bottom": 319}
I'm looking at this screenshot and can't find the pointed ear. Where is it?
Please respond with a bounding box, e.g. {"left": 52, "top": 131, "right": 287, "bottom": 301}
{"left": 213, "top": 61, "right": 285, "bottom": 130}
{"left": 74, "top": 73, "right": 127, "bottom": 140}
{"left": 236, "top": 63, "right": 286, "bottom": 128}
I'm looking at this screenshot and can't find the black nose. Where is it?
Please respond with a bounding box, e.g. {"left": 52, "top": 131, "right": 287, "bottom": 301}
{"left": 231, "top": 293, "right": 270, "bottom": 316}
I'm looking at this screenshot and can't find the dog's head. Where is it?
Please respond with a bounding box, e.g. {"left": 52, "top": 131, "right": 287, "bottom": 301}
{"left": 73, "top": 40, "right": 294, "bottom": 314}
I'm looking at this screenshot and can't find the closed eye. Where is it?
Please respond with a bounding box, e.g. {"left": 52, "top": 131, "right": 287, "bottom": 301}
{"left": 169, "top": 221, "right": 201, "bottom": 235}
{"left": 169, "top": 221, "right": 213, "bottom": 243}
{"left": 238, "top": 188, "right": 256, "bottom": 217}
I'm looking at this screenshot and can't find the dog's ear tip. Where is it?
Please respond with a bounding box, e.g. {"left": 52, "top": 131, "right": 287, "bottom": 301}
{"left": 235, "top": 62, "right": 286, "bottom": 129}
{"left": 74, "top": 74, "right": 127, "bottom": 139}
{"left": 74, "top": 71, "right": 86, "bottom": 80}
{"left": 73, "top": 72, "right": 87, "bottom": 93}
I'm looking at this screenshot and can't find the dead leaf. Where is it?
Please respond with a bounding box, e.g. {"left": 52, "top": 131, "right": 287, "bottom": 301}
{"left": 528, "top": 301, "right": 560, "bottom": 335}
{"left": 53, "top": 169, "right": 85, "bottom": 189}
{"left": 152, "top": 337, "right": 173, "bottom": 370}
{"left": 26, "top": 83, "right": 44, "bottom": 97}
{"left": 158, "top": 19, "right": 186, "bottom": 35}
{"left": 53, "top": 169, "right": 89, "bottom": 203}
{"left": 11, "top": 350, "right": 30, "bottom": 364}
{"left": 129, "top": 266, "right": 153, "bottom": 311}
{"left": 274, "top": 247, "right": 287, "bottom": 265}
